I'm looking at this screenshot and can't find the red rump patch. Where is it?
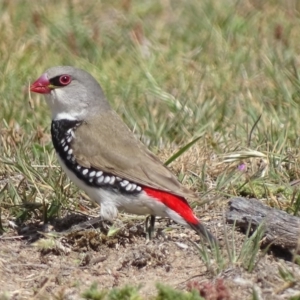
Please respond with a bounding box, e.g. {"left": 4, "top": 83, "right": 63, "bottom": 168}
{"left": 143, "top": 187, "right": 199, "bottom": 224}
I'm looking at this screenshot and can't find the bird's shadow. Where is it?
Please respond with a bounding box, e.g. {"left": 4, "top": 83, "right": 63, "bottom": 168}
{"left": 14, "top": 213, "right": 147, "bottom": 244}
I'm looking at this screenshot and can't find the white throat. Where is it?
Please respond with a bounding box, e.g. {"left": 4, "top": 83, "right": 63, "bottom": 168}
{"left": 53, "top": 112, "right": 78, "bottom": 121}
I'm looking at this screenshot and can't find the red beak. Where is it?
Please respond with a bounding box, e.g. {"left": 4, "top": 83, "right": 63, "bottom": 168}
{"left": 30, "top": 73, "right": 51, "bottom": 94}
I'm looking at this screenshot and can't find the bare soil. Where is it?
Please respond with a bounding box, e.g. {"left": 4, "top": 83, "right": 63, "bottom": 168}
{"left": 0, "top": 203, "right": 300, "bottom": 300}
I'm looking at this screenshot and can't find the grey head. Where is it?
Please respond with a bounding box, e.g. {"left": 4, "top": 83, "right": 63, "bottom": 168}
{"left": 30, "top": 66, "right": 111, "bottom": 121}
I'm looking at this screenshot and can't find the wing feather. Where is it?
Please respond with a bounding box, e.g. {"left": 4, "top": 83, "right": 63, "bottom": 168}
{"left": 71, "top": 111, "right": 197, "bottom": 201}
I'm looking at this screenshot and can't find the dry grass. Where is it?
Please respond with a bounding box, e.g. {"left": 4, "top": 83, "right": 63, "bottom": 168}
{"left": 1, "top": 0, "right": 300, "bottom": 299}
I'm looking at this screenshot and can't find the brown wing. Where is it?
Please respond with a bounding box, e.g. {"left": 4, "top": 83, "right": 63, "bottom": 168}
{"left": 71, "top": 111, "right": 197, "bottom": 201}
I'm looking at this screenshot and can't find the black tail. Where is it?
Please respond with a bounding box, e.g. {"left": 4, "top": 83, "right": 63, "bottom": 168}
{"left": 189, "top": 221, "right": 219, "bottom": 247}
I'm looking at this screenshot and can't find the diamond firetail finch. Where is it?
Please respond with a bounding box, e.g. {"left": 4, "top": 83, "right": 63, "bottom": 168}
{"left": 30, "top": 66, "right": 217, "bottom": 244}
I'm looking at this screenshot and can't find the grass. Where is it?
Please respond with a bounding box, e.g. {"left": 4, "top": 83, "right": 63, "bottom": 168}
{"left": 1, "top": 0, "right": 300, "bottom": 299}
{"left": 81, "top": 283, "right": 206, "bottom": 300}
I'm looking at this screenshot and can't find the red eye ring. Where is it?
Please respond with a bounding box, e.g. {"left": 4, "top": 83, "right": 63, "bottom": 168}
{"left": 59, "top": 75, "right": 71, "bottom": 86}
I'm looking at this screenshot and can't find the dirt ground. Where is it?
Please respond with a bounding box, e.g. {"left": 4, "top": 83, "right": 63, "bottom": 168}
{"left": 0, "top": 203, "right": 300, "bottom": 300}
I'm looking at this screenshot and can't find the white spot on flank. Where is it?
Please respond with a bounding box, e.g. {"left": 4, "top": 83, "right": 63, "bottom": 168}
{"left": 104, "top": 176, "right": 110, "bottom": 184}
{"left": 68, "top": 149, "right": 73, "bottom": 155}
{"left": 76, "top": 165, "right": 81, "bottom": 170}
{"left": 70, "top": 130, "right": 76, "bottom": 138}
{"left": 96, "top": 171, "right": 103, "bottom": 177}
{"left": 89, "top": 171, "right": 96, "bottom": 177}
{"left": 64, "top": 145, "right": 68, "bottom": 152}
{"left": 109, "top": 176, "right": 115, "bottom": 185}
{"left": 97, "top": 176, "right": 104, "bottom": 184}
{"left": 136, "top": 186, "right": 142, "bottom": 192}
{"left": 125, "top": 183, "right": 132, "bottom": 191}
{"left": 67, "top": 129, "right": 72, "bottom": 134}
{"left": 67, "top": 155, "right": 72, "bottom": 161}
{"left": 131, "top": 184, "right": 137, "bottom": 191}
{"left": 57, "top": 156, "right": 171, "bottom": 220}
{"left": 120, "top": 180, "right": 129, "bottom": 187}
{"left": 82, "top": 169, "right": 89, "bottom": 175}
{"left": 67, "top": 137, "right": 72, "bottom": 143}
{"left": 116, "top": 177, "right": 122, "bottom": 181}
{"left": 61, "top": 139, "right": 65, "bottom": 144}
{"left": 89, "top": 178, "right": 93, "bottom": 183}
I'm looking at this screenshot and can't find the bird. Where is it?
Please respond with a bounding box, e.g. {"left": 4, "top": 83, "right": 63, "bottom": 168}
{"left": 30, "top": 66, "right": 217, "bottom": 244}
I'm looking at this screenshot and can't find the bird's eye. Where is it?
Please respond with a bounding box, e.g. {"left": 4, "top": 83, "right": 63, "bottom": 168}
{"left": 59, "top": 75, "right": 71, "bottom": 86}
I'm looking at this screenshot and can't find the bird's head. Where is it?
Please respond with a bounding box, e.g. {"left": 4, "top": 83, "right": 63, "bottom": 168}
{"left": 30, "top": 66, "right": 110, "bottom": 121}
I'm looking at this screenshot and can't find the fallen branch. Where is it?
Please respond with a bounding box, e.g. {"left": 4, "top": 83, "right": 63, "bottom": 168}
{"left": 226, "top": 197, "right": 300, "bottom": 251}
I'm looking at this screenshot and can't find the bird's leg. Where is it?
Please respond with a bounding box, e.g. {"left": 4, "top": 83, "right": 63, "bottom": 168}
{"left": 149, "top": 215, "right": 156, "bottom": 239}
{"left": 145, "top": 215, "right": 156, "bottom": 240}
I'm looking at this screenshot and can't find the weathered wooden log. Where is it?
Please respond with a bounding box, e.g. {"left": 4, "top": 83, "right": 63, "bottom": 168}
{"left": 226, "top": 197, "right": 300, "bottom": 251}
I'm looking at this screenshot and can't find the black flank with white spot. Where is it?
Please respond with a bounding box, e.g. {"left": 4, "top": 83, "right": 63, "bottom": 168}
{"left": 51, "top": 119, "right": 142, "bottom": 194}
